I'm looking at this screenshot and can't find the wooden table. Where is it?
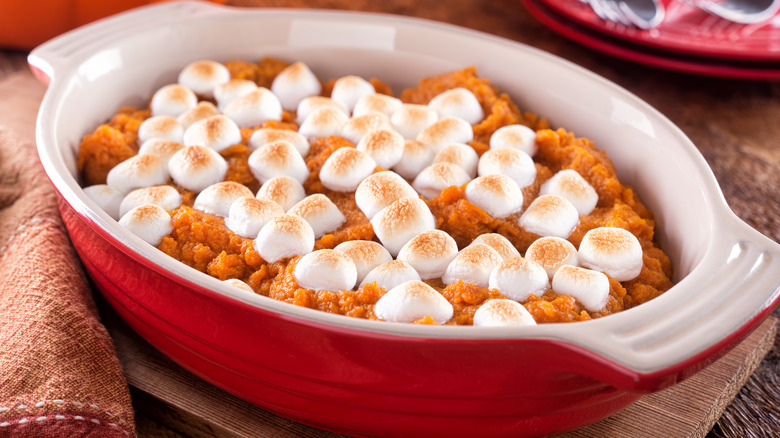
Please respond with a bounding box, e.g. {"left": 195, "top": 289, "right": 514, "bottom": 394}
{"left": 1, "top": 1, "right": 778, "bottom": 436}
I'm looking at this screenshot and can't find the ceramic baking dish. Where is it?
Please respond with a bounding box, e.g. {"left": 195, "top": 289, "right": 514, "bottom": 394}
{"left": 29, "top": 2, "right": 780, "bottom": 437}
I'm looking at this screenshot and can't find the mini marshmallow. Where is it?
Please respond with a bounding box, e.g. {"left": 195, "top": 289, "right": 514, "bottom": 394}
{"left": 374, "top": 280, "right": 453, "bottom": 324}
{"left": 539, "top": 169, "right": 598, "bottom": 216}
{"left": 119, "top": 185, "right": 182, "bottom": 218}
{"left": 319, "top": 147, "right": 377, "bottom": 192}
{"left": 488, "top": 257, "right": 549, "bottom": 302}
{"left": 193, "top": 181, "right": 253, "bottom": 217}
{"left": 150, "top": 84, "right": 198, "bottom": 117}
{"left": 477, "top": 147, "right": 537, "bottom": 188}
{"left": 287, "top": 194, "right": 346, "bottom": 238}
{"left": 442, "top": 243, "right": 504, "bottom": 287}
{"left": 249, "top": 128, "right": 310, "bottom": 156}
{"left": 518, "top": 195, "right": 580, "bottom": 238}
{"left": 137, "top": 115, "right": 184, "bottom": 145}
{"left": 427, "top": 88, "right": 484, "bottom": 125}
{"left": 255, "top": 176, "right": 306, "bottom": 212}
{"left": 578, "top": 227, "right": 644, "bottom": 281}
{"left": 370, "top": 197, "right": 436, "bottom": 257}
{"left": 271, "top": 61, "right": 322, "bottom": 111}
{"left": 247, "top": 140, "right": 310, "bottom": 184}
{"left": 552, "top": 265, "right": 610, "bottom": 312}
{"left": 183, "top": 115, "right": 242, "bottom": 152}
{"left": 334, "top": 240, "right": 393, "bottom": 283}
{"left": 390, "top": 140, "right": 435, "bottom": 181}
{"left": 340, "top": 112, "right": 393, "bottom": 145}
{"left": 330, "top": 75, "right": 375, "bottom": 113}
{"left": 359, "top": 260, "right": 421, "bottom": 290}
{"left": 106, "top": 153, "right": 169, "bottom": 194}
{"left": 298, "top": 106, "right": 349, "bottom": 140}
{"left": 353, "top": 93, "right": 402, "bottom": 118}
{"left": 356, "top": 128, "right": 405, "bottom": 169}
{"left": 118, "top": 204, "right": 173, "bottom": 246}
{"left": 296, "top": 96, "right": 348, "bottom": 124}
{"left": 416, "top": 117, "right": 474, "bottom": 151}
{"left": 167, "top": 145, "right": 229, "bottom": 193}
{"left": 433, "top": 143, "right": 479, "bottom": 178}
{"left": 137, "top": 139, "right": 185, "bottom": 163}
{"left": 473, "top": 299, "right": 537, "bottom": 327}
{"left": 525, "top": 236, "right": 579, "bottom": 279}
{"left": 396, "top": 229, "right": 458, "bottom": 280}
{"left": 83, "top": 184, "right": 123, "bottom": 220}
{"left": 177, "top": 101, "right": 220, "bottom": 129}
{"left": 177, "top": 60, "right": 230, "bottom": 98}
{"left": 225, "top": 197, "right": 285, "bottom": 238}
{"left": 490, "top": 124, "right": 538, "bottom": 156}
{"left": 294, "top": 249, "right": 357, "bottom": 292}
{"left": 254, "top": 214, "right": 315, "bottom": 263}
{"left": 355, "top": 171, "right": 418, "bottom": 219}
{"left": 214, "top": 79, "right": 258, "bottom": 112}
{"left": 464, "top": 174, "right": 524, "bottom": 218}
{"left": 223, "top": 88, "right": 283, "bottom": 128}
{"left": 391, "top": 103, "right": 439, "bottom": 139}
{"left": 412, "top": 162, "right": 471, "bottom": 200}
{"left": 469, "top": 233, "right": 521, "bottom": 260}
{"left": 222, "top": 278, "right": 254, "bottom": 292}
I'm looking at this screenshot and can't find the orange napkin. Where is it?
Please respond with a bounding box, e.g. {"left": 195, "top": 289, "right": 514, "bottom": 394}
{"left": 0, "top": 127, "right": 135, "bottom": 437}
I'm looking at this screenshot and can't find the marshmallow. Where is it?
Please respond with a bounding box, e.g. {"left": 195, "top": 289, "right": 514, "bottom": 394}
{"left": 370, "top": 197, "right": 436, "bottom": 257}
{"left": 360, "top": 260, "right": 421, "bottom": 290}
{"left": 193, "top": 181, "right": 253, "bottom": 217}
{"left": 539, "top": 169, "right": 598, "bottom": 216}
{"left": 374, "top": 280, "right": 453, "bottom": 324}
{"left": 464, "top": 174, "right": 524, "bottom": 218}
{"left": 330, "top": 75, "right": 375, "bottom": 113}
{"left": 137, "top": 115, "right": 184, "bottom": 145}
{"left": 223, "top": 88, "right": 283, "bottom": 128}
{"left": 247, "top": 140, "right": 310, "bottom": 185}
{"left": 392, "top": 140, "right": 436, "bottom": 180}
{"left": 83, "top": 184, "right": 123, "bottom": 220}
{"left": 294, "top": 249, "right": 357, "bottom": 292}
{"left": 469, "top": 233, "right": 521, "bottom": 260}
{"left": 177, "top": 101, "right": 220, "bottom": 129}
{"left": 525, "top": 236, "right": 579, "bottom": 279}
{"left": 118, "top": 204, "right": 173, "bottom": 246}
{"left": 271, "top": 61, "right": 323, "bottom": 111}
{"left": 356, "top": 128, "right": 405, "bottom": 169}
{"left": 319, "top": 147, "right": 377, "bottom": 192}
{"left": 119, "top": 185, "right": 182, "bottom": 218}
{"left": 254, "top": 214, "right": 315, "bottom": 263}
{"left": 296, "top": 96, "right": 348, "bottom": 125}
{"left": 287, "top": 194, "right": 346, "bottom": 238}
{"left": 334, "top": 240, "right": 393, "bottom": 283}
{"left": 340, "top": 112, "right": 393, "bottom": 145}
{"left": 353, "top": 93, "right": 402, "bottom": 118}
{"left": 137, "top": 139, "right": 185, "bottom": 163}
{"left": 225, "top": 197, "right": 285, "bottom": 238}
{"left": 552, "top": 265, "right": 610, "bottom": 312}
{"left": 167, "top": 145, "right": 228, "bottom": 193}
{"left": 427, "top": 88, "right": 484, "bottom": 125}
{"left": 183, "top": 115, "right": 242, "bottom": 152}
{"left": 106, "top": 153, "right": 169, "bottom": 194}
{"left": 396, "top": 229, "right": 458, "bottom": 280}
{"left": 442, "top": 243, "right": 504, "bottom": 287}
{"left": 518, "top": 195, "right": 580, "bottom": 238}
{"left": 412, "top": 162, "right": 471, "bottom": 200}
{"left": 391, "top": 103, "right": 439, "bottom": 139}
{"left": 214, "top": 79, "right": 258, "bottom": 112}
{"left": 177, "top": 60, "right": 230, "bottom": 98}
{"left": 222, "top": 278, "right": 254, "bottom": 292}
{"left": 298, "top": 106, "right": 349, "bottom": 140}
{"left": 416, "top": 117, "right": 474, "bottom": 151}
{"left": 473, "top": 299, "right": 537, "bottom": 327}
{"left": 578, "top": 227, "right": 644, "bottom": 281}
{"left": 433, "top": 143, "right": 479, "bottom": 178}
{"left": 488, "top": 257, "right": 549, "bottom": 301}
{"left": 490, "top": 124, "right": 538, "bottom": 156}
{"left": 249, "top": 128, "right": 310, "bottom": 156}
{"left": 150, "top": 84, "right": 198, "bottom": 117}
{"left": 255, "top": 176, "right": 306, "bottom": 212}
{"left": 477, "top": 147, "right": 537, "bottom": 188}
{"left": 355, "top": 171, "right": 418, "bottom": 219}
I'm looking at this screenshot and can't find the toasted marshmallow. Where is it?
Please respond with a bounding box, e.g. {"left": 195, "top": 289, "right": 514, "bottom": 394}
{"left": 137, "top": 139, "right": 185, "bottom": 163}
{"left": 334, "top": 240, "right": 393, "bottom": 283}
{"left": 374, "top": 280, "right": 453, "bottom": 324}
{"left": 391, "top": 103, "right": 439, "bottom": 139}
{"left": 464, "top": 174, "right": 524, "bottom": 218}
{"left": 490, "top": 124, "right": 538, "bottom": 156}
{"left": 360, "top": 260, "right": 421, "bottom": 290}
{"left": 469, "top": 233, "right": 521, "bottom": 260}
{"left": 518, "top": 195, "right": 580, "bottom": 238}
{"left": 298, "top": 106, "right": 349, "bottom": 140}
{"left": 247, "top": 140, "right": 310, "bottom": 185}
{"left": 396, "top": 229, "right": 458, "bottom": 280}
{"left": 473, "top": 299, "right": 537, "bottom": 327}
{"left": 370, "top": 197, "right": 436, "bottom": 257}
{"left": 83, "top": 184, "right": 123, "bottom": 220}
{"left": 137, "top": 115, "right": 184, "bottom": 145}
{"left": 340, "top": 112, "right": 393, "bottom": 145}
{"left": 477, "top": 147, "right": 537, "bottom": 188}
{"left": 296, "top": 96, "right": 348, "bottom": 124}
{"left": 427, "top": 88, "right": 484, "bottom": 125}
{"left": 416, "top": 117, "right": 474, "bottom": 151}
{"left": 119, "top": 185, "right": 182, "bottom": 218}
{"left": 578, "top": 227, "right": 643, "bottom": 281}
{"left": 412, "top": 162, "right": 471, "bottom": 200}
{"left": 214, "top": 79, "right": 258, "bottom": 112}
{"left": 106, "top": 153, "right": 169, "bottom": 194}
{"left": 488, "top": 257, "right": 549, "bottom": 302}
{"left": 183, "top": 115, "right": 242, "bottom": 152}
{"left": 539, "top": 169, "right": 598, "bottom": 216}
{"left": 552, "top": 265, "right": 610, "bottom": 312}
{"left": 330, "top": 75, "right": 375, "bottom": 113}
{"left": 255, "top": 176, "right": 306, "bottom": 212}
{"left": 356, "top": 128, "right": 405, "bottom": 169}
{"left": 118, "top": 204, "right": 173, "bottom": 246}
{"left": 223, "top": 88, "right": 283, "bottom": 128}
{"left": 355, "top": 171, "right": 418, "bottom": 219}
{"left": 525, "top": 236, "right": 579, "bottom": 278}
{"left": 271, "top": 62, "right": 322, "bottom": 111}
{"left": 177, "top": 60, "right": 230, "bottom": 98}
{"left": 442, "top": 243, "right": 504, "bottom": 287}
{"left": 353, "top": 93, "right": 402, "bottom": 118}
{"left": 392, "top": 140, "right": 436, "bottom": 181}
{"left": 150, "top": 84, "right": 198, "bottom": 117}
{"left": 433, "top": 143, "right": 479, "bottom": 178}
{"left": 249, "top": 128, "right": 310, "bottom": 156}
{"left": 222, "top": 278, "right": 254, "bottom": 292}
{"left": 294, "top": 249, "right": 357, "bottom": 292}
{"left": 167, "top": 146, "right": 228, "bottom": 193}
{"left": 193, "top": 181, "right": 253, "bottom": 217}
{"left": 177, "top": 101, "right": 220, "bottom": 129}
{"left": 319, "top": 147, "right": 377, "bottom": 192}
{"left": 287, "top": 194, "right": 346, "bottom": 238}
{"left": 225, "top": 197, "right": 285, "bottom": 238}
{"left": 254, "top": 214, "right": 315, "bottom": 263}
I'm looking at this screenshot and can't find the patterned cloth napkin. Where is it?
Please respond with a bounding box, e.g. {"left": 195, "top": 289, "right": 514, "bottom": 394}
{"left": 0, "top": 126, "right": 136, "bottom": 437}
